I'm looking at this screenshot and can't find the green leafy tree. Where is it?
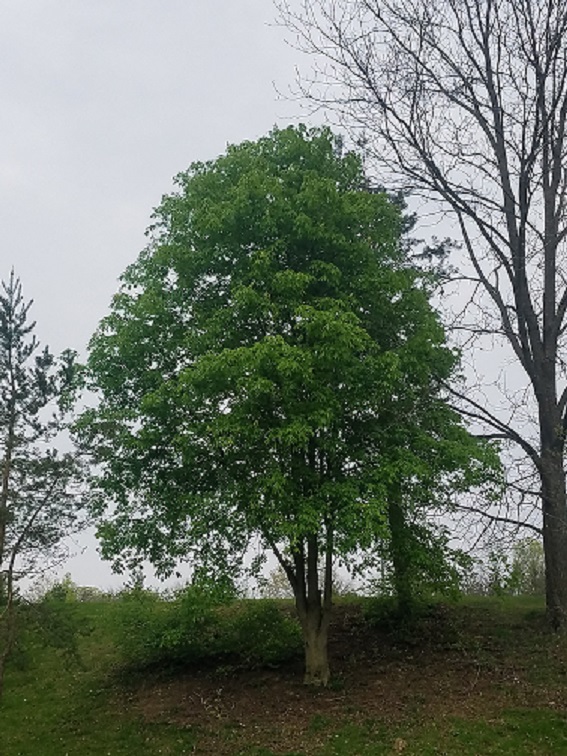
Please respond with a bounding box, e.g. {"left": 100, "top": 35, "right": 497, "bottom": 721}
{"left": 0, "top": 271, "right": 86, "bottom": 697}
{"left": 509, "top": 538, "right": 546, "bottom": 596}
{"left": 381, "top": 402, "right": 500, "bottom": 613}
{"left": 79, "top": 125, "right": 495, "bottom": 685}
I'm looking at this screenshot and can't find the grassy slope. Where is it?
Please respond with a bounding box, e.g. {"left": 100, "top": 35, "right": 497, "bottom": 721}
{"left": 2, "top": 596, "right": 567, "bottom": 755}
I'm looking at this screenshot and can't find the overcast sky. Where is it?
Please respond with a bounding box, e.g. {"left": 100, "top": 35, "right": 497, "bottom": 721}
{"left": 2, "top": 1, "right": 306, "bottom": 353}
{"left": 1, "top": 1, "right": 310, "bottom": 590}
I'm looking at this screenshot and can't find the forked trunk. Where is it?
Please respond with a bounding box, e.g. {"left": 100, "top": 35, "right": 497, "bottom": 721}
{"left": 289, "top": 530, "right": 333, "bottom": 686}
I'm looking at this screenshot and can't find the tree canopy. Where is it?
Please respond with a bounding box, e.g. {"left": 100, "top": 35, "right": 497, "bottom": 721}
{"left": 80, "top": 125, "right": 496, "bottom": 683}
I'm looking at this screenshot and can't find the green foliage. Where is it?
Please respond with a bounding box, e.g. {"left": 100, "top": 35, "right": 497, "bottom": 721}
{"left": 372, "top": 523, "right": 474, "bottom": 603}
{"left": 508, "top": 537, "right": 545, "bottom": 595}
{"left": 363, "top": 593, "right": 416, "bottom": 630}
{"left": 79, "top": 125, "right": 496, "bottom": 601}
{"left": 463, "top": 538, "right": 546, "bottom": 597}
{"left": 0, "top": 273, "right": 85, "bottom": 585}
{"left": 115, "top": 585, "right": 301, "bottom": 670}
{"left": 30, "top": 573, "right": 113, "bottom": 604}
{"left": 41, "top": 573, "right": 83, "bottom": 602}
{"left": 81, "top": 125, "right": 401, "bottom": 574}
{"left": 223, "top": 600, "right": 302, "bottom": 666}
{"left": 115, "top": 584, "right": 226, "bottom": 667}
{"left": 8, "top": 589, "right": 92, "bottom": 676}
{"left": 487, "top": 548, "right": 515, "bottom": 596}
{"left": 28, "top": 592, "right": 92, "bottom": 659}
{"left": 0, "top": 272, "right": 87, "bottom": 697}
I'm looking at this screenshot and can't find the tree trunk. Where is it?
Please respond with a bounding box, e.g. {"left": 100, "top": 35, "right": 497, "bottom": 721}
{"left": 289, "top": 531, "right": 333, "bottom": 686}
{"left": 0, "top": 403, "right": 16, "bottom": 606}
{"left": 540, "top": 443, "right": 567, "bottom": 630}
{"left": 388, "top": 492, "right": 414, "bottom": 617}
{"left": 0, "top": 613, "right": 14, "bottom": 700}
{"left": 301, "top": 610, "right": 330, "bottom": 686}
{"left": 295, "top": 595, "right": 332, "bottom": 686}
{"left": 0, "top": 566, "right": 16, "bottom": 700}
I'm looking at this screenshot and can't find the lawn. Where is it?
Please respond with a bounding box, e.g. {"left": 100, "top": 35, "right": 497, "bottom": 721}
{"left": 2, "top": 596, "right": 566, "bottom": 755}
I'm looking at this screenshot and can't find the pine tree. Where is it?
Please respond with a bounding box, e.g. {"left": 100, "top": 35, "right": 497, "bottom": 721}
{"left": 0, "top": 271, "right": 86, "bottom": 697}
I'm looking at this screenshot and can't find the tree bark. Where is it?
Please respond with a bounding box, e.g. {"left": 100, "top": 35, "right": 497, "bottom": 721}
{"left": 388, "top": 491, "right": 414, "bottom": 617}
{"left": 302, "top": 615, "right": 330, "bottom": 686}
{"left": 540, "top": 438, "right": 567, "bottom": 630}
{"left": 0, "top": 547, "right": 17, "bottom": 701}
{"left": 290, "top": 531, "right": 333, "bottom": 686}
{"left": 0, "top": 598, "right": 15, "bottom": 700}
{"left": 0, "top": 341, "right": 16, "bottom": 606}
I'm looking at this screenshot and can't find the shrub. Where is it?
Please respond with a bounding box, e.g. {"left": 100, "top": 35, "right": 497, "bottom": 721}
{"left": 223, "top": 600, "right": 302, "bottom": 667}
{"left": 9, "top": 588, "right": 93, "bottom": 673}
{"left": 34, "top": 573, "right": 111, "bottom": 603}
{"left": 115, "top": 583, "right": 230, "bottom": 667}
{"left": 114, "top": 587, "right": 302, "bottom": 671}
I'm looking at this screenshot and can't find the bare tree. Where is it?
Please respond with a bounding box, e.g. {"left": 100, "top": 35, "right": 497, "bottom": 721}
{"left": 280, "top": 0, "right": 567, "bottom": 629}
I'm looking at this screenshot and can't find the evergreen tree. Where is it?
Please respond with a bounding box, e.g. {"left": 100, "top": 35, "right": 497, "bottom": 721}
{"left": 0, "top": 271, "right": 86, "bottom": 697}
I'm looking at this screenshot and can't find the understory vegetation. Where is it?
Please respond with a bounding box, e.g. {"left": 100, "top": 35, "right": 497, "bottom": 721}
{"left": 2, "top": 583, "right": 567, "bottom": 755}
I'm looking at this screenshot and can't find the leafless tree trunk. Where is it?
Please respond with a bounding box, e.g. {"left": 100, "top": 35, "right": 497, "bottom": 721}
{"left": 280, "top": 0, "right": 567, "bottom": 630}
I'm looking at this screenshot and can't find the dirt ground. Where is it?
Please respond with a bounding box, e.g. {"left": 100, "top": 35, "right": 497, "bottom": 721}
{"left": 127, "top": 602, "right": 567, "bottom": 754}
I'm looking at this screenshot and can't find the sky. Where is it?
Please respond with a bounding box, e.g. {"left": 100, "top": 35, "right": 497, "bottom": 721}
{"left": 1, "top": 0, "right": 309, "bottom": 590}
{"left": 0, "top": 2, "right": 532, "bottom": 593}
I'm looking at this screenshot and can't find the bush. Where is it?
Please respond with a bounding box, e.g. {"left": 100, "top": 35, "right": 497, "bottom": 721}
{"left": 8, "top": 588, "right": 93, "bottom": 673}
{"left": 114, "top": 587, "right": 302, "bottom": 670}
{"left": 31, "top": 573, "right": 111, "bottom": 603}
{"left": 363, "top": 595, "right": 459, "bottom": 647}
{"left": 115, "top": 583, "right": 229, "bottom": 667}
{"left": 223, "top": 600, "right": 302, "bottom": 667}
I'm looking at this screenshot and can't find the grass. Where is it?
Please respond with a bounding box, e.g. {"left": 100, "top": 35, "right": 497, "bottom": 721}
{"left": 315, "top": 711, "right": 567, "bottom": 755}
{"left": 1, "top": 602, "right": 198, "bottom": 755}
{"left": 2, "top": 595, "right": 567, "bottom": 755}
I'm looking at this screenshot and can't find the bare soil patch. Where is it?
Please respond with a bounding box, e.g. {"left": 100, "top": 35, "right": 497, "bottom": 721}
{"left": 126, "top": 601, "right": 567, "bottom": 754}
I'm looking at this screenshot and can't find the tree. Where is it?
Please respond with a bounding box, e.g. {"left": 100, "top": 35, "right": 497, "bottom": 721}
{"left": 383, "top": 491, "right": 472, "bottom": 613}
{"left": 280, "top": 0, "right": 567, "bottom": 630}
{"left": 509, "top": 537, "right": 546, "bottom": 595}
{"left": 79, "top": 125, "right": 494, "bottom": 684}
{"left": 364, "top": 363, "right": 500, "bottom": 614}
{"left": 461, "top": 536, "right": 545, "bottom": 595}
{"left": 0, "top": 271, "right": 85, "bottom": 698}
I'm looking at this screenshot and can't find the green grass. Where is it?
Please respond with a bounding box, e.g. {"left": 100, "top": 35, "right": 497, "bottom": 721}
{"left": 2, "top": 596, "right": 567, "bottom": 755}
{"left": 1, "top": 603, "right": 198, "bottom": 755}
